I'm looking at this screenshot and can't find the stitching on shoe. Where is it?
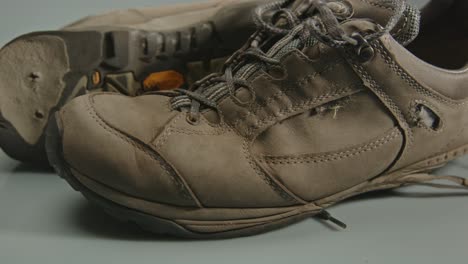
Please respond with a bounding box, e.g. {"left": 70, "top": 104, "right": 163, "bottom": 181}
{"left": 170, "top": 127, "right": 227, "bottom": 135}
{"left": 357, "top": 0, "right": 396, "bottom": 11}
{"left": 373, "top": 40, "right": 468, "bottom": 106}
{"left": 218, "top": 49, "right": 339, "bottom": 129}
{"left": 66, "top": 161, "right": 193, "bottom": 208}
{"left": 242, "top": 139, "right": 302, "bottom": 204}
{"left": 85, "top": 95, "right": 200, "bottom": 206}
{"left": 232, "top": 56, "right": 345, "bottom": 136}
{"left": 153, "top": 116, "right": 301, "bottom": 205}
{"left": 246, "top": 87, "right": 357, "bottom": 137}
{"left": 152, "top": 113, "right": 183, "bottom": 149}
{"left": 246, "top": 58, "right": 343, "bottom": 125}
{"left": 199, "top": 110, "right": 227, "bottom": 129}
{"left": 297, "top": 59, "right": 344, "bottom": 88}
{"left": 345, "top": 48, "right": 414, "bottom": 145}
{"left": 259, "top": 128, "right": 400, "bottom": 164}
{"left": 152, "top": 114, "right": 228, "bottom": 144}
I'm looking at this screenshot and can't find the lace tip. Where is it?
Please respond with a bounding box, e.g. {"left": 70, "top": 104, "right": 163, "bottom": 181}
{"left": 329, "top": 217, "right": 347, "bottom": 229}
{"left": 318, "top": 210, "right": 347, "bottom": 229}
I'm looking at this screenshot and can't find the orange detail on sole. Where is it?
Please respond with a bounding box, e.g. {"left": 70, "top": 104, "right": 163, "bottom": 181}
{"left": 143, "top": 70, "right": 185, "bottom": 91}
{"left": 92, "top": 71, "right": 101, "bottom": 86}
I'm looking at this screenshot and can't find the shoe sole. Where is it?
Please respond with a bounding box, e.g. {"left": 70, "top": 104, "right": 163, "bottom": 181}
{"left": 46, "top": 114, "right": 465, "bottom": 238}
{"left": 0, "top": 27, "right": 229, "bottom": 164}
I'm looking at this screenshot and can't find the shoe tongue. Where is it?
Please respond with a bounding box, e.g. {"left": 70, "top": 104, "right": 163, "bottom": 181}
{"left": 290, "top": 0, "right": 421, "bottom": 45}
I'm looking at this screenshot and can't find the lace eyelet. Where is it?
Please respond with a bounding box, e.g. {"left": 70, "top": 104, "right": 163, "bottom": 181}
{"left": 356, "top": 44, "right": 375, "bottom": 63}
{"left": 186, "top": 113, "right": 200, "bottom": 126}
{"left": 351, "top": 33, "right": 375, "bottom": 63}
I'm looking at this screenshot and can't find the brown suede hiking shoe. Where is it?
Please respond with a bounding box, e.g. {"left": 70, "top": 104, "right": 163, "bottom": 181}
{"left": 0, "top": 0, "right": 267, "bottom": 164}
{"left": 47, "top": 0, "right": 468, "bottom": 238}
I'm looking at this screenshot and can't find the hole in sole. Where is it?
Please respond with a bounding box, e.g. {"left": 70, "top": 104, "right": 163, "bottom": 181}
{"left": 28, "top": 72, "right": 41, "bottom": 82}
{"left": 34, "top": 110, "right": 44, "bottom": 119}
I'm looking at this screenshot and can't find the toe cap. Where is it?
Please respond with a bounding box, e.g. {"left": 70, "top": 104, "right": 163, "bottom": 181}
{"left": 90, "top": 93, "right": 178, "bottom": 143}
{"left": 56, "top": 93, "right": 197, "bottom": 207}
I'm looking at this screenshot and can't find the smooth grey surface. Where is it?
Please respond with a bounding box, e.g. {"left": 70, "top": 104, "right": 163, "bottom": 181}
{"left": 1, "top": 0, "right": 467, "bottom": 263}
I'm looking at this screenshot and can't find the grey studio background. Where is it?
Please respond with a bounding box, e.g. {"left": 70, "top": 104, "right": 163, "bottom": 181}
{"left": 1, "top": 0, "right": 468, "bottom": 263}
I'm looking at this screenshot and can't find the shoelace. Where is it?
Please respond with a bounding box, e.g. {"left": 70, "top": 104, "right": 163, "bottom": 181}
{"left": 168, "top": 0, "right": 406, "bottom": 122}
{"left": 321, "top": 172, "right": 468, "bottom": 229}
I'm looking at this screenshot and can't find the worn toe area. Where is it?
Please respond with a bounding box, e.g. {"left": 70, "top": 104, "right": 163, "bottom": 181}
{"left": 56, "top": 94, "right": 197, "bottom": 207}
{"left": 90, "top": 93, "right": 178, "bottom": 143}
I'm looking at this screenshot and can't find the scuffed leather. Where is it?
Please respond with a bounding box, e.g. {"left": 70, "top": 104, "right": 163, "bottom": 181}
{"left": 56, "top": 0, "right": 468, "bottom": 211}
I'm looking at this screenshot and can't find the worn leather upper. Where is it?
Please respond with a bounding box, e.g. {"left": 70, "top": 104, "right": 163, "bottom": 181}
{"left": 56, "top": 0, "right": 468, "bottom": 209}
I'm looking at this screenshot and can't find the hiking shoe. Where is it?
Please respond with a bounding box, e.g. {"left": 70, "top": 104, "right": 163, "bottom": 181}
{"left": 0, "top": 0, "right": 266, "bottom": 164}
{"left": 47, "top": 0, "right": 468, "bottom": 238}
